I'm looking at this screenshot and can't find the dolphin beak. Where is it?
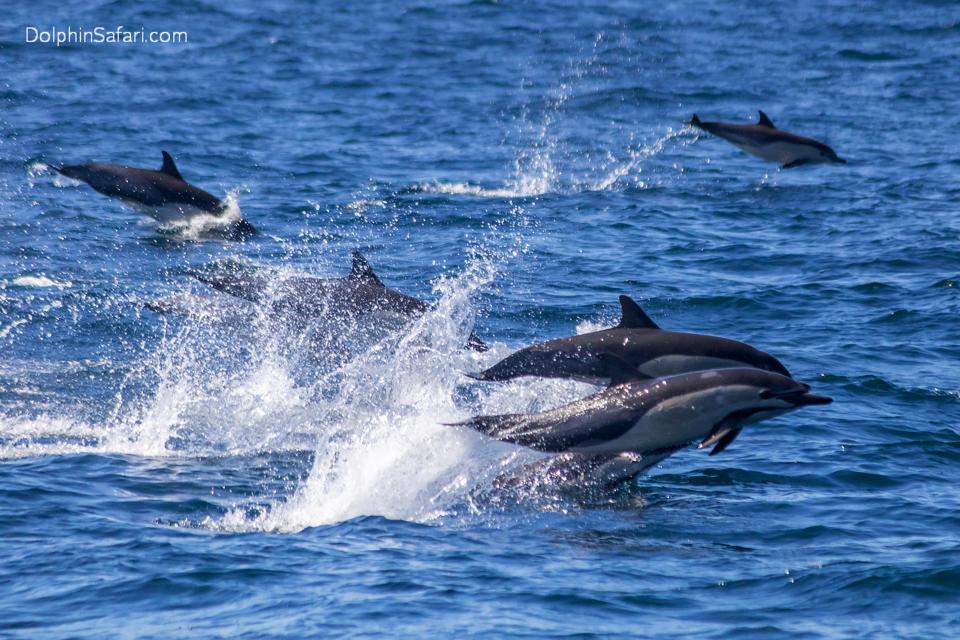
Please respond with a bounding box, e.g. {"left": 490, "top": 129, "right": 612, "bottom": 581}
{"left": 789, "top": 392, "right": 833, "bottom": 406}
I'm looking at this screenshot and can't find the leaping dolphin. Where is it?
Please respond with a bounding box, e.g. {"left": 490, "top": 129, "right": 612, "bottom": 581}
{"left": 449, "top": 362, "right": 832, "bottom": 483}
{"left": 471, "top": 295, "right": 789, "bottom": 383}
{"left": 53, "top": 151, "right": 255, "bottom": 234}
{"left": 689, "top": 111, "right": 846, "bottom": 169}
{"left": 193, "top": 251, "right": 488, "bottom": 352}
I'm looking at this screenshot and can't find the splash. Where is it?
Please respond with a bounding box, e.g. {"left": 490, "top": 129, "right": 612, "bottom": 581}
{"left": 157, "top": 189, "right": 249, "bottom": 240}
{"left": 590, "top": 127, "right": 698, "bottom": 191}
{"left": 413, "top": 181, "right": 550, "bottom": 199}
{"left": 0, "top": 247, "right": 598, "bottom": 530}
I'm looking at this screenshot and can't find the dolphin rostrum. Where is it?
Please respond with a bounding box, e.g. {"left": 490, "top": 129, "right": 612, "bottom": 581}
{"left": 53, "top": 151, "right": 255, "bottom": 233}
{"left": 471, "top": 295, "right": 789, "bottom": 383}
{"left": 689, "top": 111, "right": 846, "bottom": 169}
{"left": 193, "top": 250, "right": 488, "bottom": 352}
{"left": 449, "top": 362, "right": 831, "bottom": 482}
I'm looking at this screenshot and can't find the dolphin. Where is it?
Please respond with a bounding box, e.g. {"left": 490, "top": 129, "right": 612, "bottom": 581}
{"left": 689, "top": 111, "right": 846, "bottom": 169}
{"left": 471, "top": 295, "right": 789, "bottom": 383}
{"left": 53, "top": 151, "right": 255, "bottom": 234}
{"left": 193, "top": 251, "right": 488, "bottom": 352}
{"left": 449, "top": 362, "right": 832, "bottom": 483}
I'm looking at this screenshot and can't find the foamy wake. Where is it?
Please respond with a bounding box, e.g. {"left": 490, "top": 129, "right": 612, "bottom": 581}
{"left": 414, "top": 181, "right": 545, "bottom": 199}
{"left": 414, "top": 127, "right": 697, "bottom": 199}
{"left": 7, "top": 275, "right": 72, "bottom": 289}
{"left": 590, "top": 127, "right": 699, "bottom": 191}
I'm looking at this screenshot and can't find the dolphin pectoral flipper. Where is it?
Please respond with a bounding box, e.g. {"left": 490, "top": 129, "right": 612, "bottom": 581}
{"left": 699, "top": 408, "right": 761, "bottom": 455}
{"left": 617, "top": 295, "right": 660, "bottom": 330}
{"left": 781, "top": 159, "right": 811, "bottom": 169}
{"left": 160, "top": 151, "right": 184, "bottom": 180}
{"left": 599, "top": 354, "right": 651, "bottom": 387}
{"left": 708, "top": 427, "right": 742, "bottom": 456}
{"left": 757, "top": 111, "right": 776, "bottom": 128}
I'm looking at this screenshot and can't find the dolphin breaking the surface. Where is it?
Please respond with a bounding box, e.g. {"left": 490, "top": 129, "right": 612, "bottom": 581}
{"left": 53, "top": 151, "right": 255, "bottom": 234}
{"left": 450, "top": 362, "right": 831, "bottom": 484}
{"left": 472, "top": 295, "right": 789, "bottom": 384}
{"left": 192, "top": 251, "right": 488, "bottom": 352}
{"left": 689, "top": 111, "right": 846, "bottom": 169}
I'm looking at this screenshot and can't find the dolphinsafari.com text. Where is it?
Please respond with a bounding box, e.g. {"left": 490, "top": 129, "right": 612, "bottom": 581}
{"left": 25, "top": 26, "right": 188, "bottom": 46}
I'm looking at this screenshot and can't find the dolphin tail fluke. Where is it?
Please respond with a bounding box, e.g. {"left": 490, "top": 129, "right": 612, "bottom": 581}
{"left": 443, "top": 414, "right": 523, "bottom": 437}
{"left": 444, "top": 414, "right": 557, "bottom": 450}
{"left": 466, "top": 332, "right": 489, "bottom": 352}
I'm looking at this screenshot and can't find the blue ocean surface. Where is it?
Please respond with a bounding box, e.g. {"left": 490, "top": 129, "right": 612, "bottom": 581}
{"left": 2, "top": 1, "right": 960, "bottom": 637}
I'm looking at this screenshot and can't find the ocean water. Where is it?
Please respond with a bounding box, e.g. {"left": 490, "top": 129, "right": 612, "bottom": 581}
{"left": 2, "top": 1, "right": 960, "bottom": 637}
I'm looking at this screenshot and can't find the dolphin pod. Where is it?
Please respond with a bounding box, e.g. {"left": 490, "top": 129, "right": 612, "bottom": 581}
{"left": 453, "top": 293, "right": 831, "bottom": 486}
{"left": 45, "top": 114, "right": 837, "bottom": 491}
{"left": 53, "top": 151, "right": 256, "bottom": 234}
{"left": 689, "top": 111, "right": 845, "bottom": 169}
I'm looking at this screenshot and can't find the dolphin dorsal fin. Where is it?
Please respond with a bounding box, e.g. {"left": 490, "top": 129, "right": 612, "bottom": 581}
{"left": 616, "top": 295, "right": 660, "bottom": 330}
{"left": 349, "top": 251, "right": 384, "bottom": 286}
{"left": 160, "top": 151, "right": 184, "bottom": 180}
{"left": 599, "top": 354, "right": 650, "bottom": 387}
{"left": 757, "top": 111, "right": 776, "bottom": 128}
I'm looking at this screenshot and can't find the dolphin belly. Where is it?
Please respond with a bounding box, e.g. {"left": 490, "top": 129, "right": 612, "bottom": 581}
{"left": 637, "top": 355, "right": 752, "bottom": 379}
{"left": 738, "top": 141, "right": 821, "bottom": 165}
{"left": 573, "top": 387, "right": 756, "bottom": 455}
{"left": 121, "top": 199, "right": 212, "bottom": 223}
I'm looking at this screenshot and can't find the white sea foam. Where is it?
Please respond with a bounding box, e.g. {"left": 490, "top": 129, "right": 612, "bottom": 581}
{"left": 415, "top": 181, "right": 546, "bottom": 199}
{"left": 10, "top": 275, "right": 72, "bottom": 289}
{"left": 158, "top": 189, "right": 247, "bottom": 240}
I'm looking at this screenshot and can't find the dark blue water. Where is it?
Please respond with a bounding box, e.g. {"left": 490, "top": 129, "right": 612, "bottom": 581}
{"left": 3, "top": 1, "right": 960, "bottom": 637}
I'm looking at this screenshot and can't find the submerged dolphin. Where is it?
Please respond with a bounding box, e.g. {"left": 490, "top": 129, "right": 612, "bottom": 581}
{"left": 450, "top": 362, "right": 832, "bottom": 483}
{"left": 472, "top": 295, "right": 789, "bottom": 383}
{"left": 689, "top": 111, "right": 846, "bottom": 169}
{"left": 193, "top": 251, "right": 488, "bottom": 352}
{"left": 53, "top": 151, "right": 255, "bottom": 233}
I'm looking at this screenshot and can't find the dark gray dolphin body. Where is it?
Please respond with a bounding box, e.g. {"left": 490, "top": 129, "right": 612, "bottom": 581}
{"left": 450, "top": 364, "right": 831, "bottom": 483}
{"left": 54, "top": 151, "right": 255, "bottom": 234}
{"left": 690, "top": 111, "right": 846, "bottom": 169}
{"left": 473, "top": 295, "right": 788, "bottom": 383}
{"left": 193, "top": 251, "right": 488, "bottom": 352}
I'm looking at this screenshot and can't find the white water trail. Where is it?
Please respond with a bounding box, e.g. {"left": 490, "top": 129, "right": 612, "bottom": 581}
{"left": 590, "top": 127, "right": 698, "bottom": 191}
